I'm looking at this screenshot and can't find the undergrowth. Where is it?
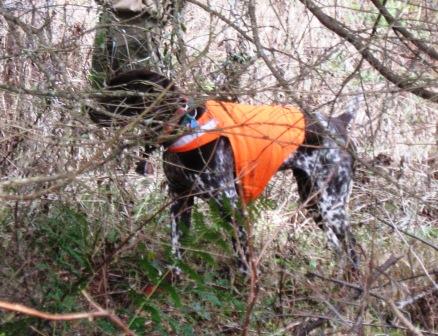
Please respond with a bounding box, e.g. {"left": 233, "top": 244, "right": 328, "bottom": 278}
{"left": 1, "top": 177, "right": 436, "bottom": 335}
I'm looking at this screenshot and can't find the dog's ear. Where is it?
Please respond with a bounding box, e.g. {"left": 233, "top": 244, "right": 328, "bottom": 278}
{"left": 335, "top": 112, "right": 354, "bottom": 130}
{"left": 108, "top": 69, "right": 178, "bottom": 93}
{"left": 336, "top": 94, "right": 362, "bottom": 130}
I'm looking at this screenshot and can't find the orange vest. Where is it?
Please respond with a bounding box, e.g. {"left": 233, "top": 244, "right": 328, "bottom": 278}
{"left": 168, "top": 101, "right": 305, "bottom": 203}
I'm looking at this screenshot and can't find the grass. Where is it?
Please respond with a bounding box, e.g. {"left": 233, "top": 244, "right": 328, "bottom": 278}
{"left": 1, "top": 179, "right": 435, "bottom": 335}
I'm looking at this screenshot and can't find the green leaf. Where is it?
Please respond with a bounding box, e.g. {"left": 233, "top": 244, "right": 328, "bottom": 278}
{"left": 179, "top": 262, "right": 202, "bottom": 283}
{"left": 167, "top": 317, "right": 180, "bottom": 333}
{"left": 143, "top": 304, "right": 162, "bottom": 324}
{"left": 97, "top": 318, "right": 117, "bottom": 334}
{"left": 182, "top": 324, "right": 195, "bottom": 336}
{"left": 203, "top": 292, "right": 222, "bottom": 307}
{"left": 191, "top": 302, "right": 211, "bottom": 320}
{"left": 130, "top": 316, "right": 147, "bottom": 333}
{"left": 161, "top": 283, "right": 182, "bottom": 307}
{"left": 139, "top": 259, "right": 160, "bottom": 282}
{"left": 107, "top": 228, "right": 119, "bottom": 243}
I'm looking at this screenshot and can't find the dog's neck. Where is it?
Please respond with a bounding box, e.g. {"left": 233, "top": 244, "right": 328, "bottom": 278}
{"left": 159, "top": 97, "right": 206, "bottom": 148}
{"left": 175, "top": 96, "right": 200, "bottom": 124}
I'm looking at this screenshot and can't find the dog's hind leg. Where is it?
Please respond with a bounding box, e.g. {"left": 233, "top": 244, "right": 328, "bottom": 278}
{"left": 293, "top": 149, "right": 358, "bottom": 270}
{"left": 316, "top": 172, "right": 358, "bottom": 270}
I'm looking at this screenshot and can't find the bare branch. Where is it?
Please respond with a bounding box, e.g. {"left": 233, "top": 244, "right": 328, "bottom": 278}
{"left": 298, "top": 0, "right": 438, "bottom": 103}
{"left": 0, "top": 297, "right": 135, "bottom": 336}
{"left": 369, "top": 0, "right": 438, "bottom": 61}
{"left": 0, "top": 300, "right": 107, "bottom": 320}
{"left": 247, "top": 1, "right": 308, "bottom": 112}
{"left": 375, "top": 216, "right": 438, "bottom": 251}
{"left": 82, "top": 290, "right": 135, "bottom": 336}
{"left": 385, "top": 299, "right": 424, "bottom": 336}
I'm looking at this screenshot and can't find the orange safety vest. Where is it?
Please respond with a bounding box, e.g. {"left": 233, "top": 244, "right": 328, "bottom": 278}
{"left": 168, "top": 100, "right": 306, "bottom": 203}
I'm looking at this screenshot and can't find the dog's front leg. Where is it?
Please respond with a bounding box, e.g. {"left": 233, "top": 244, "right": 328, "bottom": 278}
{"left": 217, "top": 199, "right": 249, "bottom": 275}
{"left": 169, "top": 192, "right": 194, "bottom": 275}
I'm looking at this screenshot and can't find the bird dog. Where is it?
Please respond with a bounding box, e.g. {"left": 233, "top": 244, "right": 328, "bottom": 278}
{"left": 88, "top": 69, "right": 358, "bottom": 274}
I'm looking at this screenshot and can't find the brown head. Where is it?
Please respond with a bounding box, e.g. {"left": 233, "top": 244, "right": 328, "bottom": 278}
{"left": 87, "top": 69, "right": 184, "bottom": 129}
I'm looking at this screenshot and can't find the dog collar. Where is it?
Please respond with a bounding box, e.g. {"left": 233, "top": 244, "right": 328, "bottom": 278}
{"left": 162, "top": 97, "right": 188, "bottom": 130}
{"left": 160, "top": 96, "right": 199, "bottom": 142}
{"left": 167, "top": 110, "right": 219, "bottom": 152}
{"left": 181, "top": 109, "right": 199, "bottom": 129}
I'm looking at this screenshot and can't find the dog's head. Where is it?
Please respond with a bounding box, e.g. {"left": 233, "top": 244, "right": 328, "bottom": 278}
{"left": 87, "top": 69, "right": 185, "bottom": 131}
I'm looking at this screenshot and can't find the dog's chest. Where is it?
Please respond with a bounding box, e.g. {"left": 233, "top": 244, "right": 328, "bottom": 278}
{"left": 163, "top": 138, "right": 237, "bottom": 199}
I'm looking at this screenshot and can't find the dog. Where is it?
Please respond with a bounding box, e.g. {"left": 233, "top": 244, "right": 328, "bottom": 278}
{"left": 88, "top": 69, "right": 358, "bottom": 275}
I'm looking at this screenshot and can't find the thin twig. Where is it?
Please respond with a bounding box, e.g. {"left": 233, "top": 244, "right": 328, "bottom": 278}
{"left": 298, "top": 0, "right": 438, "bottom": 103}
{"left": 82, "top": 290, "right": 135, "bottom": 336}
{"left": 369, "top": 0, "right": 438, "bottom": 61}
{"left": 0, "top": 297, "right": 135, "bottom": 335}
{"left": 385, "top": 299, "right": 424, "bottom": 336}
{"left": 396, "top": 287, "right": 438, "bottom": 310}
{"left": 375, "top": 215, "right": 438, "bottom": 251}
{"left": 0, "top": 300, "right": 107, "bottom": 320}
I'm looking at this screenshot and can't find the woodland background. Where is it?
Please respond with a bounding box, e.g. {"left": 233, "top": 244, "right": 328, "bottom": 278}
{"left": 0, "top": 0, "right": 437, "bottom": 335}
